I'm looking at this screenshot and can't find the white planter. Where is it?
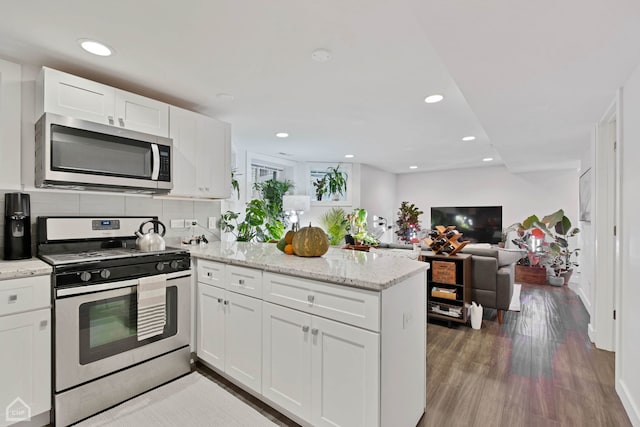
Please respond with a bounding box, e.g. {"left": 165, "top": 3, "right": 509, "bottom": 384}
{"left": 470, "top": 302, "right": 483, "bottom": 329}
{"left": 548, "top": 276, "right": 564, "bottom": 287}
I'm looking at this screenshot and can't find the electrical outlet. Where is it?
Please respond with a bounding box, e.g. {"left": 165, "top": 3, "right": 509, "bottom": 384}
{"left": 170, "top": 219, "right": 185, "bottom": 229}
{"left": 186, "top": 219, "right": 198, "bottom": 227}
{"left": 208, "top": 217, "right": 217, "bottom": 229}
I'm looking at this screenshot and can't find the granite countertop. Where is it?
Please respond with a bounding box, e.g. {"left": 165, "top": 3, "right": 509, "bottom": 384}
{"left": 189, "top": 241, "right": 429, "bottom": 291}
{"left": 0, "top": 258, "right": 52, "bottom": 281}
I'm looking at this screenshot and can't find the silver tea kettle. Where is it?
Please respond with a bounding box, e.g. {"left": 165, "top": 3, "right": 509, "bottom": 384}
{"left": 135, "top": 219, "right": 166, "bottom": 252}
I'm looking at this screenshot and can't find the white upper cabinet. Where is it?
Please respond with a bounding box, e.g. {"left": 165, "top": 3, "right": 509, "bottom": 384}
{"left": 0, "top": 58, "right": 22, "bottom": 190}
{"left": 36, "top": 67, "right": 169, "bottom": 137}
{"left": 169, "top": 106, "right": 231, "bottom": 199}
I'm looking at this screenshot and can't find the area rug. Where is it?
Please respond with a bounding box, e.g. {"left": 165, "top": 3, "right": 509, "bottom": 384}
{"left": 76, "top": 372, "right": 277, "bottom": 427}
{"left": 508, "top": 283, "right": 522, "bottom": 311}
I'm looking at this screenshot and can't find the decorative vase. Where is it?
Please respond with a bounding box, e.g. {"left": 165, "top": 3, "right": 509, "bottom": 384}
{"left": 470, "top": 302, "right": 483, "bottom": 330}
{"left": 559, "top": 269, "right": 574, "bottom": 285}
{"left": 548, "top": 276, "right": 564, "bottom": 287}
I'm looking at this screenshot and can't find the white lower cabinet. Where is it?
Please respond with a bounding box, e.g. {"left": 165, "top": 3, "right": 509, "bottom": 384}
{"left": 0, "top": 308, "right": 51, "bottom": 427}
{"left": 262, "top": 302, "right": 380, "bottom": 427}
{"left": 197, "top": 281, "right": 262, "bottom": 393}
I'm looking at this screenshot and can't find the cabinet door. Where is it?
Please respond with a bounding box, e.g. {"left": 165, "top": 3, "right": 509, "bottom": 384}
{"left": 197, "top": 282, "right": 226, "bottom": 370}
{"left": 0, "top": 308, "right": 51, "bottom": 426}
{"left": 311, "top": 316, "right": 380, "bottom": 427}
{"left": 0, "top": 58, "right": 21, "bottom": 190}
{"left": 115, "top": 89, "right": 169, "bottom": 137}
{"left": 169, "top": 106, "right": 198, "bottom": 197}
{"left": 40, "top": 67, "right": 115, "bottom": 125}
{"left": 196, "top": 115, "right": 231, "bottom": 198}
{"left": 262, "top": 302, "right": 312, "bottom": 421}
{"left": 224, "top": 292, "right": 262, "bottom": 393}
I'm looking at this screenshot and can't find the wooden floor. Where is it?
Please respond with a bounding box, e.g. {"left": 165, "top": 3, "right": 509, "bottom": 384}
{"left": 419, "top": 283, "right": 631, "bottom": 427}
{"left": 199, "top": 283, "right": 631, "bottom": 427}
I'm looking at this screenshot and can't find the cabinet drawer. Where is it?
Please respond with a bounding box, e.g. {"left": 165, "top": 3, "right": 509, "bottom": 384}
{"left": 263, "top": 273, "right": 380, "bottom": 331}
{"left": 197, "top": 259, "right": 225, "bottom": 287}
{"left": 225, "top": 266, "right": 262, "bottom": 298}
{"left": 0, "top": 275, "right": 50, "bottom": 316}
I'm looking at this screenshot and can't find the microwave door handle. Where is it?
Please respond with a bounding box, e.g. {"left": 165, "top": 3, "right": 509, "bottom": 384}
{"left": 151, "top": 144, "right": 160, "bottom": 180}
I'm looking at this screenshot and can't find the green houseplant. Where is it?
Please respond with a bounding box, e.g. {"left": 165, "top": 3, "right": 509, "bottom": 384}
{"left": 252, "top": 178, "right": 294, "bottom": 240}
{"left": 319, "top": 207, "right": 349, "bottom": 245}
{"left": 395, "top": 201, "right": 424, "bottom": 243}
{"left": 325, "top": 165, "right": 348, "bottom": 201}
{"left": 313, "top": 176, "right": 327, "bottom": 201}
{"left": 346, "top": 208, "right": 378, "bottom": 246}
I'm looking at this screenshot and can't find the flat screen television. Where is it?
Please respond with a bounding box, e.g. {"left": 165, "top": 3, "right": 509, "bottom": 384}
{"left": 430, "top": 206, "right": 503, "bottom": 244}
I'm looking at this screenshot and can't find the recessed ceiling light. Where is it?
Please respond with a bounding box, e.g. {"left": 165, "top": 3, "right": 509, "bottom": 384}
{"left": 216, "top": 93, "right": 235, "bottom": 101}
{"left": 482, "top": 157, "right": 494, "bottom": 162}
{"left": 344, "top": 154, "right": 355, "bottom": 158}
{"left": 409, "top": 165, "right": 418, "bottom": 169}
{"left": 78, "top": 39, "right": 112, "bottom": 57}
{"left": 424, "top": 94, "right": 444, "bottom": 104}
{"left": 462, "top": 136, "right": 476, "bottom": 142}
{"left": 275, "top": 132, "right": 289, "bottom": 138}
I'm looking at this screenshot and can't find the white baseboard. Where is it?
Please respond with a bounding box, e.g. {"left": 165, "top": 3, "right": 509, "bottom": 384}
{"left": 588, "top": 323, "right": 596, "bottom": 344}
{"left": 617, "top": 379, "right": 640, "bottom": 426}
{"left": 569, "top": 280, "right": 592, "bottom": 315}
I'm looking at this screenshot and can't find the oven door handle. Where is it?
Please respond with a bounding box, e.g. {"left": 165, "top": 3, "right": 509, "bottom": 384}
{"left": 56, "top": 271, "right": 191, "bottom": 298}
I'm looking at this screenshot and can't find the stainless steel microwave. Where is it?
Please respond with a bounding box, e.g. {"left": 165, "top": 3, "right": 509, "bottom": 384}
{"left": 35, "top": 113, "right": 173, "bottom": 193}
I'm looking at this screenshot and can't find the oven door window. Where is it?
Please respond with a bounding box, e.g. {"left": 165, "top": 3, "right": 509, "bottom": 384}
{"left": 51, "top": 124, "right": 153, "bottom": 180}
{"left": 78, "top": 286, "right": 178, "bottom": 365}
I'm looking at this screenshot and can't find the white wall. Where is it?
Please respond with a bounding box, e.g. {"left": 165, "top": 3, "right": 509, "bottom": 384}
{"left": 360, "top": 164, "right": 397, "bottom": 243}
{"left": 617, "top": 62, "right": 640, "bottom": 426}
{"left": 395, "top": 165, "right": 579, "bottom": 235}
{"left": 577, "top": 131, "right": 595, "bottom": 319}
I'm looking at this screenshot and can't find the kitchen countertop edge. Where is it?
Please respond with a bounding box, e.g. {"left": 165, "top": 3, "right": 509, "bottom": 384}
{"left": 0, "top": 258, "right": 52, "bottom": 281}
{"left": 189, "top": 243, "right": 429, "bottom": 292}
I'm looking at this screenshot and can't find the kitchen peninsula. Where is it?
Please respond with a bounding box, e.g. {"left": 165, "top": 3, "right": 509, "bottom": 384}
{"left": 190, "top": 242, "right": 428, "bottom": 427}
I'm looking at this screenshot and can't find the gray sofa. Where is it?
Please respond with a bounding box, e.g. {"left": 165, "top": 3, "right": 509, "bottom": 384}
{"left": 460, "top": 247, "right": 514, "bottom": 324}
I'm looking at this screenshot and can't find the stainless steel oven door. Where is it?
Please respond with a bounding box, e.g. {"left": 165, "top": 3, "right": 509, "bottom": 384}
{"left": 54, "top": 273, "right": 190, "bottom": 392}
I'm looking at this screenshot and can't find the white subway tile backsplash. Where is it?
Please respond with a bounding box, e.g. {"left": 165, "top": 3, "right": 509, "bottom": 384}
{"left": 30, "top": 191, "right": 80, "bottom": 216}
{"left": 125, "top": 197, "right": 163, "bottom": 217}
{"left": 80, "top": 194, "right": 125, "bottom": 216}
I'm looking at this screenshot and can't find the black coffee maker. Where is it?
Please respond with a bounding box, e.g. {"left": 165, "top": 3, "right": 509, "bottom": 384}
{"left": 4, "top": 193, "right": 32, "bottom": 260}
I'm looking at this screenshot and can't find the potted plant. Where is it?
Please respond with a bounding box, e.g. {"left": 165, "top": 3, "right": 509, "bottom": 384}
{"left": 325, "top": 165, "right": 348, "bottom": 201}
{"left": 540, "top": 209, "right": 580, "bottom": 285}
{"left": 346, "top": 208, "right": 379, "bottom": 247}
{"left": 395, "top": 201, "right": 424, "bottom": 243}
{"left": 221, "top": 199, "right": 285, "bottom": 242}
{"left": 313, "top": 176, "right": 327, "bottom": 201}
{"left": 231, "top": 169, "right": 240, "bottom": 200}
{"left": 253, "top": 179, "right": 294, "bottom": 240}
{"left": 508, "top": 214, "right": 551, "bottom": 285}
{"left": 319, "top": 207, "right": 349, "bottom": 245}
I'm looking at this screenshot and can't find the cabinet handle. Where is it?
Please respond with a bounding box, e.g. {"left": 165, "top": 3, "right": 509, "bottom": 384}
{"left": 238, "top": 279, "right": 245, "bottom": 285}
{"left": 118, "top": 117, "right": 125, "bottom": 127}
{"left": 40, "top": 320, "right": 48, "bottom": 328}
{"left": 205, "top": 187, "right": 210, "bottom": 191}
{"left": 302, "top": 325, "right": 309, "bottom": 332}
{"left": 8, "top": 294, "right": 17, "bottom": 303}
{"left": 311, "top": 328, "right": 319, "bottom": 336}
{"left": 223, "top": 300, "right": 229, "bottom": 305}
{"left": 207, "top": 272, "right": 212, "bottom": 277}
{"left": 307, "top": 295, "right": 314, "bottom": 304}
{"left": 107, "top": 116, "right": 114, "bottom": 125}
{"left": 217, "top": 298, "right": 223, "bottom": 303}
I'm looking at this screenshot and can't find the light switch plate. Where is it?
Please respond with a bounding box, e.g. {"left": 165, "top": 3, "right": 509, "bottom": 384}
{"left": 170, "top": 219, "right": 185, "bottom": 229}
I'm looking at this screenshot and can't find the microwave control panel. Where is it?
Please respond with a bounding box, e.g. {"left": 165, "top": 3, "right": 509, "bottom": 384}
{"left": 158, "top": 145, "right": 171, "bottom": 182}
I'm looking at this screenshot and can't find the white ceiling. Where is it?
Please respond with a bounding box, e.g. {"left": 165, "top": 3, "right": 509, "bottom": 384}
{"left": 2, "top": 1, "right": 640, "bottom": 174}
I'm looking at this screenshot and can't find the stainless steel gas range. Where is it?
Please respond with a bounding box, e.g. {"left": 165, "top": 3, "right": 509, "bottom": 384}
{"left": 37, "top": 216, "right": 191, "bottom": 426}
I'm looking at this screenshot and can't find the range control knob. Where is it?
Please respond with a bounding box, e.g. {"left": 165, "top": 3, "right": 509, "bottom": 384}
{"left": 80, "top": 271, "right": 92, "bottom": 282}
{"left": 100, "top": 269, "right": 111, "bottom": 279}
{"left": 156, "top": 262, "right": 165, "bottom": 272}
{"left": 170, "top": 260, "right": 179, "bottom": 269}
